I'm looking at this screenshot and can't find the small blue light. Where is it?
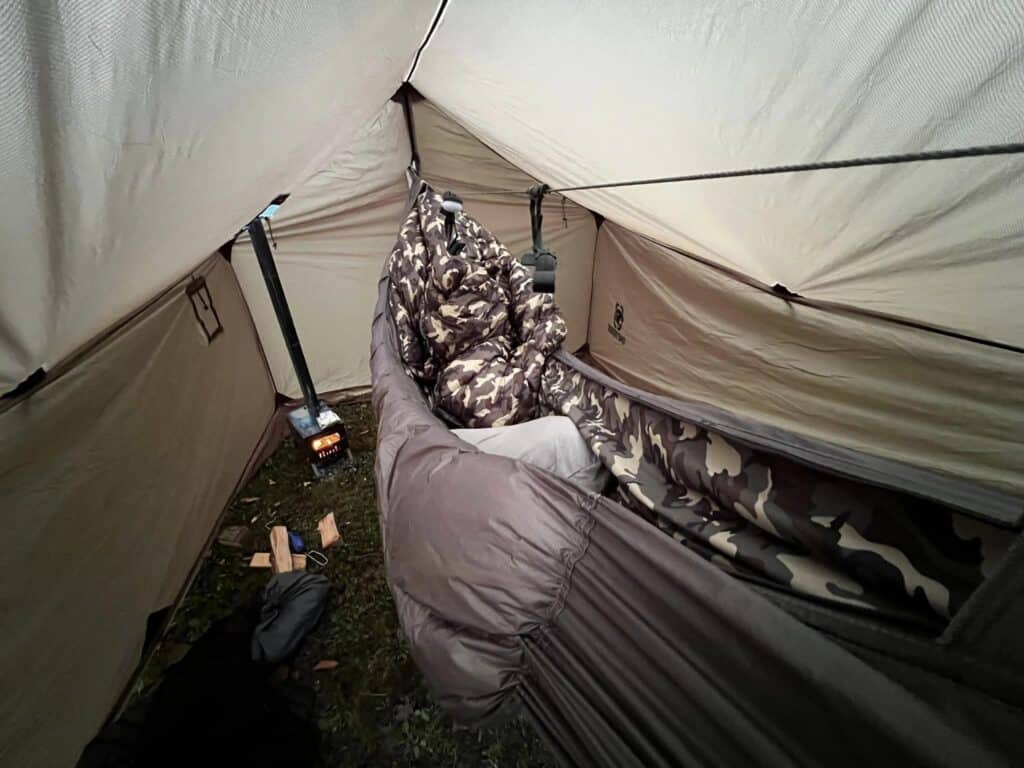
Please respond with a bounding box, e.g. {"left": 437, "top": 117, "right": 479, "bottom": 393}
{"left": 260, "top": 203, "right": 281, "bottom": 219}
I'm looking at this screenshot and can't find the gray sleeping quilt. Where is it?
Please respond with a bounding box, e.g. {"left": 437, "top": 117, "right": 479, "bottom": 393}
{"left": 373, "top": 181, "right": 1024, "bottom": 766}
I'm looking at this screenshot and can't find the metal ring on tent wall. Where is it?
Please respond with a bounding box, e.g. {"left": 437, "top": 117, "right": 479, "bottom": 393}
{"left": 306, "top": 550, "right": 328, "bottom": 567}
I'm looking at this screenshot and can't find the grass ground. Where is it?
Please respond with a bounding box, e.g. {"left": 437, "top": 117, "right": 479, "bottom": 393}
{"left": 132, "top": 401, "right": 553, "bottom": 767}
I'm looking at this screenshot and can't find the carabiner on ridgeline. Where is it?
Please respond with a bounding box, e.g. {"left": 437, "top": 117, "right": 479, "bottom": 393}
{"left": 521, "top": 184, "right": 556, "bottom": 293}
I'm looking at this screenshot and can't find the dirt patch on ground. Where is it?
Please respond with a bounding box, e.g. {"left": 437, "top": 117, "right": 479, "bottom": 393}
{"left": 132, "top": 401, "right": 552, "bottom": 767}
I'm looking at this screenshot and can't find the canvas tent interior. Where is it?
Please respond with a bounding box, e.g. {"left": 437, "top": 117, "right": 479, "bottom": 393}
{"left": 1, "top": 2, "right": 1023, "bottom": 766}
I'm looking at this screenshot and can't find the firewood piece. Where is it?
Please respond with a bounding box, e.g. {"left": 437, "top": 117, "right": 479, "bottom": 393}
{"left": 318, "top": 513, "right": 341, "bottom": 549}
{"left": 291, "top": 554, "right": 307, "bottom": 571}
{"left": 249, "top": 552, "right": 272, "bottom": 568}
{"left": 270, "top": 526, "right": 293, "bottom": 573}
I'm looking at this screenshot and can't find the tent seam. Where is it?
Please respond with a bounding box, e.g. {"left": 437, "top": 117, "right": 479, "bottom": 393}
{"left": 405, "top": 0, "right": 449, "bottom": 82}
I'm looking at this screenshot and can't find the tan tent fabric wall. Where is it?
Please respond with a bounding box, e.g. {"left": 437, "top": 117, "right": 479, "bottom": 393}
{"left": 412, "top": 99, "right": 597, "bottom": 351}
{"left": 588, "top": 222, "right": 1024, "bottom": 499}
{"left": 0, "top": 256, "right": 276, "bottom": 768}
{"left": 233, "top": 103, "right": 413, "bottom": 398}
{"left": 412, "top": 0, "right": 1024, "bottom": 350}
{"left": 235, "top": 97, "right": 597, "bottom": 399}
{"left": 0, "top": 1, "right": 436, "bottom": 394}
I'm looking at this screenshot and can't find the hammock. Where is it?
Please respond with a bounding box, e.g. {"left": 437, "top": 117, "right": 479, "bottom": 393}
{"left": 372, "top": 181, "right": 1024, "bottom": 767}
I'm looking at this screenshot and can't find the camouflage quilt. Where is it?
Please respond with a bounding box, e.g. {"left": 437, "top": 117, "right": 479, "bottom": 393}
{"left": 387, "top": 187, "right": 566, "bottom": 427}
{"left": 542, "top": 358, "right": 1012, "bottom": 622}
{"left": 386, "top": 186, "right": 1008, "bottom": 623}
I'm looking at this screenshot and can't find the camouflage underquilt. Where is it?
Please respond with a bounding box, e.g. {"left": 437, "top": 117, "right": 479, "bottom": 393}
{"left": 387, "top": 187, "right": 566, "bottom": 427}
{"left": 542, "top": 358, "right": 1014, "bottom": 623}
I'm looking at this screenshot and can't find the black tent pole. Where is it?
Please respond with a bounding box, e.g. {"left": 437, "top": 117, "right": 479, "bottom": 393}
{"left": 246, "top": 216, "right": 321, "bottom": 423}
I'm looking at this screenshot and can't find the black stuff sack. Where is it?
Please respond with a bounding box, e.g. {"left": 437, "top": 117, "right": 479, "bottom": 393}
{"left": 251, "top": 571, "right": 330, "bottom": 664}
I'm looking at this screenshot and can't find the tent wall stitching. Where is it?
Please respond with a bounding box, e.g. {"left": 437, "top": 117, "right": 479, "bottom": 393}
{"left": 405, "top": 0, "right": 449, "bottom": 82}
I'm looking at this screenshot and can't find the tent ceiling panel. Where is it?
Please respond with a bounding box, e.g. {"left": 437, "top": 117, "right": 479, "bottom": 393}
{"left": 412, "top": 0, "right": 1024, "bottom": 348}
{"left": 0, "top": 0, "right": 435, "bottom": 393}
{"left": 588, "top": 221, "right": 1024, "bottom": 500}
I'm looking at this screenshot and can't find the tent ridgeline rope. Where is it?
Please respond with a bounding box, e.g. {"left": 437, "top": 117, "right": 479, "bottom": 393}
{"left": 461, "top": 140, "right": 1024, "bottom": 355}
{"left": 470, "top": 142, "right": 1024, "bottom": 196}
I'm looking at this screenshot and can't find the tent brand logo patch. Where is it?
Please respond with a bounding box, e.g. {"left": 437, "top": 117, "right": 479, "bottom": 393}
{"left": 608, "top": 303, "right": 626, "bottom": 344}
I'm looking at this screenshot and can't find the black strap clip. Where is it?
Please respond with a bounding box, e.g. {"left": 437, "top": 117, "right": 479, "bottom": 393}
{"left": 528, "top": 184, "right": 550, "bottom": 251}
{"left": 521, "top": 184, "right": 557, "bottom": 293}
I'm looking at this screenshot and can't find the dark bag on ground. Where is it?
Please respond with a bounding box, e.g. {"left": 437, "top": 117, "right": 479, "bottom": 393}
{"left": 77, "top": 603, "right": 322, "bottom": 768}
{"left": 251, "top": 571, "right": 330, "bottom": 664}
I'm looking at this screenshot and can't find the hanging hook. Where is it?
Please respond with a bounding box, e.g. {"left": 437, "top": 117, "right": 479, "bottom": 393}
{"left": 528, "top": 184, "right": 549, "bottom": 252}
{"left": 441, "top": 191, "right": 465, "bottom": 255}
